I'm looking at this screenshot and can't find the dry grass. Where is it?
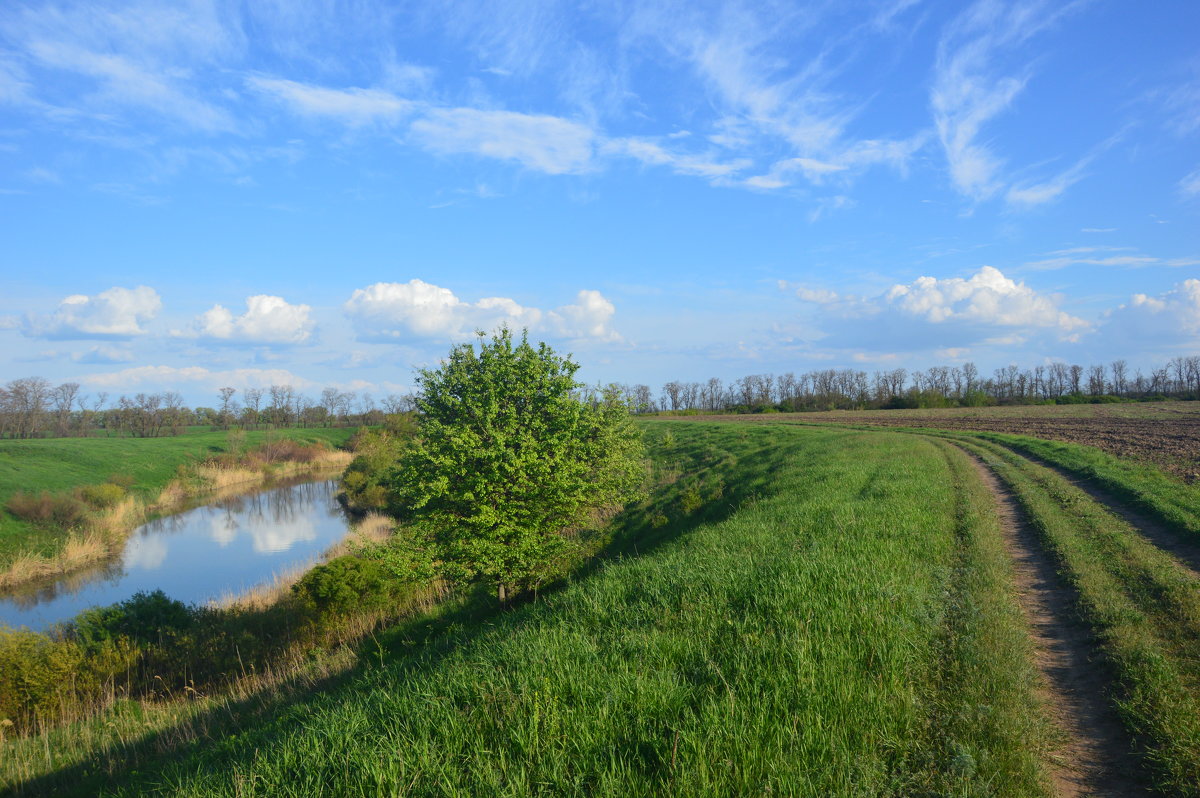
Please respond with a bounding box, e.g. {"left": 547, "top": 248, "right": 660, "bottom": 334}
{"left": 0, "top": 534, "right": 111, "bottom": 590}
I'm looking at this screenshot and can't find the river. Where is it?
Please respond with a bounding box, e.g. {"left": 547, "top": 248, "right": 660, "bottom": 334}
{"left": 0, "top": 478, "right": 351, "bottom": 632}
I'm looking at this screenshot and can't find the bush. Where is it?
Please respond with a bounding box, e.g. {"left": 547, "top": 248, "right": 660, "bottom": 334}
{"left": 5, "top": 490, "right": 88, "bottom": 527}
{"left": 292, "top": 556, "right": 393, "bottom": 617}
{"left": 72, "top": 590, "right": 196, "bottom": 650}
{"left": 79, "top": 482, "right": 127, "bottom": 509}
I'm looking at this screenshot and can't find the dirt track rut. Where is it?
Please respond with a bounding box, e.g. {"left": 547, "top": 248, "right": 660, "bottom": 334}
{"left": 965, "top": 452, "right": 1146, "bottom": 797}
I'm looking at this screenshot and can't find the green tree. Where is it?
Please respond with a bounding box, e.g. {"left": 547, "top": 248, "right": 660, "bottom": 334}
{"left": 388, "top": 327, "right": 643, "bottom": 604}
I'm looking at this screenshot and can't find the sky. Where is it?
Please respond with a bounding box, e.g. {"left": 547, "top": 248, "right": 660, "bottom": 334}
{"left": 1, "top": 0, "right": 1198, "bottom": 406}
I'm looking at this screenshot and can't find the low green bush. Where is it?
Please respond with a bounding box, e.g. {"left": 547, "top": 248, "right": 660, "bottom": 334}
{"left": 78, "top": 482, "right": 126, "bottom": 509}
{"left": 292, "top": 556, "right": 394, "bottom": 617}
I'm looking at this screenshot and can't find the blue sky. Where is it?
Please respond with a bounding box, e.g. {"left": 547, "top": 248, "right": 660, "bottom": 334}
{"left": 1, "top": 0, "right": 1197, "bottom": 405}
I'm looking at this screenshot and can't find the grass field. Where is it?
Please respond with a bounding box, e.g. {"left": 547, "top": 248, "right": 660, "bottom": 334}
{"left": 3, "top": 423, "right": 1054, "bottom": 797}
{"left": 0, "top": 428, "right": 356, "bottom": 566}
{"left": 704, "top": 399, "right": 1200, "bottom": 480}
{"left": 6, "top": 416, "right": 1200, "bottom": 795}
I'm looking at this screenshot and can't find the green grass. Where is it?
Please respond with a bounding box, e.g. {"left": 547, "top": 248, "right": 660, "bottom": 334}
{"left": 968, "top": 431, "right": 1200, "bottom": 539}
{"left": 4, "top": 422, "right": 1052, "bottom": 797}
{"left": 948, "top": 435, "right": 1200, "bottom": 793}
{"left": 0, "top": 428, "right": 355, "bottom": 564}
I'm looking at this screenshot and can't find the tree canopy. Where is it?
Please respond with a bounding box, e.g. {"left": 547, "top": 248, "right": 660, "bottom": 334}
{"left": 386, "top": 328, "right": 644, "bottom": 602}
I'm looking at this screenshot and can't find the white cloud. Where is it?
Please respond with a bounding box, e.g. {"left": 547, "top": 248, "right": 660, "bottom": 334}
{"left": 81, "top": 365, "right": 313, "bottom": 391}
{"left": 792, "top": 286, "right": 841, "bottom": 304}
{"left": 23, "top": 286, "right": 161, "bottom": 339}
{"left": 1023, "top": 246, "right": 1189, "bottom": 271}
{"left": 344, "top": 279, "right": 619, "bottom": 342}
{"left": 606, "top": 138, "right": 751, "bottom": 180}
{"left": 931, "top": 1, "right": 1078, "bottom": 201}
{"left": 409, "top": 108, "right": 596, "bottom": 175}
{"left": 344, "top": 279, "right": 538, "bottom": 340}
{"left": 182, "top": 295, "right": 315, "bottom": 345}
{"left": 549, "top": 290, "right": 621, "bottom": 342}
{"left": 883, "top": 266, "right": 1086, "bottom": 332}
{"left": 26, "top": 39, "right": 235, "bottom": 132}
{"left": 787, "top": 266, "right": 1088, "bottom": 355}
{"left": 73, "top": 344, "right": 135, "bottom": 364}
{"left": 1101, "top": 279, "right": 1200, "bottom": 346}
{"left": 1181, "top": 165, "right": 1200, "bottom": 197}
{"left": 247, "top": 77, "right": 414, "bottom": 126}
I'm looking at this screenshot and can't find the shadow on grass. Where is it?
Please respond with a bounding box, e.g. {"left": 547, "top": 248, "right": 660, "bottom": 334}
{"left": 10, "top": 423, "right": 847, "bottom": 797}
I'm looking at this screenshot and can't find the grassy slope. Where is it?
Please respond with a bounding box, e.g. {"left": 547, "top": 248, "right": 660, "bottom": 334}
{"left": 0, "top": 428, "right": 355, "bottom": 563}
{"left": 11, "top": 422, "right": 1051, "bottom": 797}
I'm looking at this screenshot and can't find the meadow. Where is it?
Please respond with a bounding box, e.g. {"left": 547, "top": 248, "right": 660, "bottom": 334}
{"left": 3, "top": 415, "right": 1200, "bottom": 795}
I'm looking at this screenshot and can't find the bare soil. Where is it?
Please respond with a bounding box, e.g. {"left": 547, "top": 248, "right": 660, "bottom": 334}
{"left": 965, "top": 452, "right": 1147, "bottom": 797}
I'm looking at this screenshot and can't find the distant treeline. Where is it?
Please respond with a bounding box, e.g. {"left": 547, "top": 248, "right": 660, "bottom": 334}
{"left": 5, "top": 355, "right": 1200, "bottom": 437}
{"left": 0, "top": 379, "right": 415, "bottom": 439}
{"left": 617, "top": 355, "right": 1200, "bottom": 414}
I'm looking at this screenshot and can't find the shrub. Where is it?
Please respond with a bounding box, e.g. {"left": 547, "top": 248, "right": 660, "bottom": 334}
{"left": 79, "top": 482, "right": 127, "bottom": 509}
{"left": 72, "top": 590, "right": 196, "bottom": 650}
{"left": 5, "top": 491, "right": 88, "bottom": 527}
{"left": 292, "top": 556, "right": 393, "bottom": 617}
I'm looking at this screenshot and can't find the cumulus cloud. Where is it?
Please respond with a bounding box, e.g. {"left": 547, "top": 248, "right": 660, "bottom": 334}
{"left": 1101, "top": 279, "right": 1200, "bottom": 346}
{"left": 180, "top": 295, "right": 315, "bottom": 345}
{"left": 549, "top": 290, "right": 620, "bottom": 342}
{"left": 344, "top": 279, "right": 620, "bottom": 342}
{"left": 786, "top": 266, "right": 1087, "bottom": 352}
{"left": 882, "top": 266, "right": 1086, "bottom": 332}
{"left": 23, "top": 286, "right": 161, "bottom": 339}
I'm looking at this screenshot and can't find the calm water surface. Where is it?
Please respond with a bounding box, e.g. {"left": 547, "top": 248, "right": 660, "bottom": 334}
{"left": 0, "top": 478, "right": 350, "bottom": 632}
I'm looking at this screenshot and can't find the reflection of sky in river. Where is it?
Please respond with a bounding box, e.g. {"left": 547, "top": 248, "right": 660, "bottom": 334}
{"left": 0, "top": 479, "right": 348, "bottom": 632}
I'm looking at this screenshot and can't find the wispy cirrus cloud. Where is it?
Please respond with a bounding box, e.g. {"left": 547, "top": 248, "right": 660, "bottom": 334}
{"left": 248, "top": 76, "right": 415, "bottom": 126}
{"left": 931, "top": 0, "right": 1084, "bottom": 203}
{"left": 410, "top": 107, "right": 596, "bottom": 175}
{"left": 1022, "top": 246, "right": 1199, "bottom": 271}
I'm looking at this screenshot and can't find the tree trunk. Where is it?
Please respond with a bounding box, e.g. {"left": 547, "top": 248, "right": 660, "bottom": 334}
{"left": 498, "top": 582, "right": 508, "bottom": 606}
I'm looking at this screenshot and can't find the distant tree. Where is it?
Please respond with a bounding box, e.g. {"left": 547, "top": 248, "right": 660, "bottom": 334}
{"left": 384, "top": 328, "right": 644, "bottom": 605}
{"left": 217, "top": 387, "right": 237, "bottom": 429}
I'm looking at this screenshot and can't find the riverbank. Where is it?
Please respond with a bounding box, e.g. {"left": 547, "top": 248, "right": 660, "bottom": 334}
{"left": 0, "top": 434, "right": 354, "bottom": 591}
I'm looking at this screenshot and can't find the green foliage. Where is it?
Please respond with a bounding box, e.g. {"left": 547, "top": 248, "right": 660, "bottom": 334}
{"left": 292, "top": 556, "right": 394, "bottom": 617}
{"left": 78, "top": 482, "right": 126, "bottom": 509}
{"left": 72, "top": 590, "right": 195, "bottom": 650}
{"left": 386, "top": 328, "right": 644, "bottom": 599}
{"left": 340, "top": 428, "right": 410, "bottom": 513}
{"left": 355, "top": 527, "right": 437, "bottom": 585}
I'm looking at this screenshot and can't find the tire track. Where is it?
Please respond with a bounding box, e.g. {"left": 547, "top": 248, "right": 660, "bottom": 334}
{"left": 962, "top": 450, "right": 1147, "bottom": 797}
{"left": 996, "top": 445, "right": 1200, "bottom": 578}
